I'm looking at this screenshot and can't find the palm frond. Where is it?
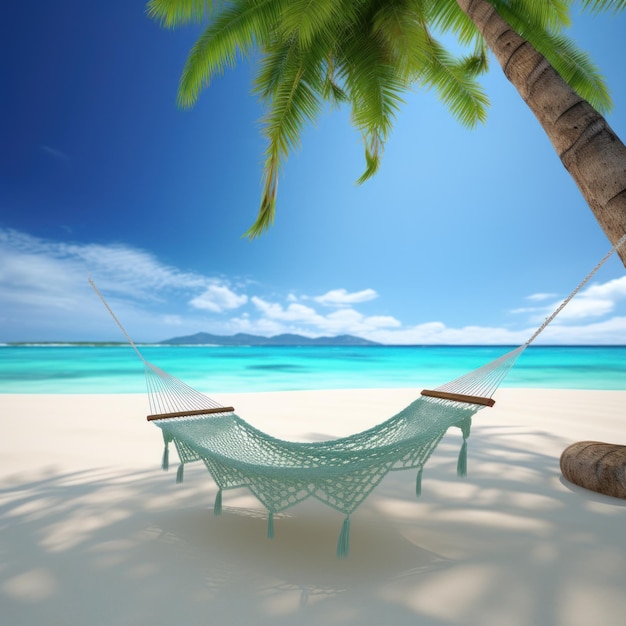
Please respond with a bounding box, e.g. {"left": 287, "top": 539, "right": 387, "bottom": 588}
{"left": 146, "top": 0, "right": 216, "bottom": 27}
{"left": 580, "top": 0, "right": 626, "bottom": 13}
{"left": 152, "top": 0, "right": 626, "bottom": 238}
{"left": 538, "top": 32, "right": 612, "bottom": 113}
{"left": 355, "top": 135, "right": 383, "bottom": 184}
{"left": 277, "top": 0, "right": 355, "bottom": 47}
{"left": 503, "top": 0, "right": 573, "bottom": 29}
{"left": 261, "top": 64, "right": 323, "bottom": 166}
{"left": 370, "top": 1, "right": 433, "bottom": 78}
{"left": 177, "top": 0, "right": 283, "bottom": 107}
{"left": 492, "top": 2, "right": 612, "bottom": 113}
{"left": 323, "top": 77, "right": 349, "bottom": 108}
{"left": 428, "top": 0, "right": 482, "bottom": 45}
{"left": 248, "top": 49, "right": 324, "bottom": 238}
{"left": 253, "top": 35, "right": 301, "bottom": 101}
{"left": 459, "top": 47, "right": 489, "bottom": 77}
{"left": 419, "top": 38, "right": 490, "bottom": 128}
{"left": 243, "top": 156, "right": 278, "bottom": 238}
{"left": 338, "top": 33, "right": 407, "bottom": 182}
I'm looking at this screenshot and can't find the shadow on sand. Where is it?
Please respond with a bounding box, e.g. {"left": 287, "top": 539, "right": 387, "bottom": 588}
{"left": 1, "top": 425, "right": 625, "bottom": 625}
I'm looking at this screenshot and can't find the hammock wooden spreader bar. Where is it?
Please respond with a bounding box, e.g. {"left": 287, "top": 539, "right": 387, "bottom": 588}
{"left": 147, "top": 406, "right": 236, "bottom": 421}
{"left": 420, "top": 389, "right": 495, "bottom": 407}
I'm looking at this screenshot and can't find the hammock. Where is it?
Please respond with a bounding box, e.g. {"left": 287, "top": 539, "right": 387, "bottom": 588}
{"left": 90, "top": 235, "right": 625, "bottom": 556}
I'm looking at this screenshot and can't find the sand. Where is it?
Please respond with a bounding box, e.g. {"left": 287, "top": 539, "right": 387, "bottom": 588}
{"left": 1, "top": 388, "right": 625, "bottom": 626}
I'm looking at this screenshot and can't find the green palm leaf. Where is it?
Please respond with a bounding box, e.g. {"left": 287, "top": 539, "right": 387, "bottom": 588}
{"left": 580, "top": 0, "right": 626, "bottom": 14}
{"left": 492, "top": 1, "right": 612, "bottom": 113}
{"left": 419, "top": 38, "right": 489, "bottom": 128}
{"left": 428, "top": 0, "right": 482, "bottom": 45}
{"left": 177, "top": 0, "right": 283, "bottom": 107}
{"left": 276, "top": 0, "right": 356, "bottom": 47}
{"left": 337, "top": 32, "right": 408, "bottom": 183}
{"left": 503, "top": 0, "right": 572, "bottom": 29}
{"left": 370, "top": 1, "right": 432, "bottom": 76}
{"left": 247, "top": 44, "right": 325, "bottom": 237}
{"left": 541, "top": 33, "right": 612, "bottom": 112}
{"left": 146, "top": 0, "right": 216, "bottom": 27}
{"left": 149, "top": 0, "right": 624, "bottom": 237}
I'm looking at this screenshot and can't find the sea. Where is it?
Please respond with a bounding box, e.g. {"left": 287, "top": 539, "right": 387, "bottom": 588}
{"left": 0, "top": 344, "right": 625, "bottom": 394}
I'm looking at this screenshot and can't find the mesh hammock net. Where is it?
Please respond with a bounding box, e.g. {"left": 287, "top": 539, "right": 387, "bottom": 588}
{"left": 90, "top": 234, "right": 626, "bottom": 556}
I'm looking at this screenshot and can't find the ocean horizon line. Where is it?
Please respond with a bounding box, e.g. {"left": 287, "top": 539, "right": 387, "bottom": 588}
{"left": 3, "top": 342, "right": 626, "bottom": 348}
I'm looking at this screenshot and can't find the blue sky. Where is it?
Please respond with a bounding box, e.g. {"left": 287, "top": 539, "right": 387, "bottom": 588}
{"left": 2, "top": 2, "right": 626, "bottom": 344}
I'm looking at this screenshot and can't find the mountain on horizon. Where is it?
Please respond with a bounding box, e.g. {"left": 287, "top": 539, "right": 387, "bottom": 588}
{"left": 159, "top": 332, "right": 380, "bottom": 346}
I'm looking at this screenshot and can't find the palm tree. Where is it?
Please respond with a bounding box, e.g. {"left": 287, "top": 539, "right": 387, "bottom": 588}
{"left": 147, "top": 0, "right": 626, "bottom": 265}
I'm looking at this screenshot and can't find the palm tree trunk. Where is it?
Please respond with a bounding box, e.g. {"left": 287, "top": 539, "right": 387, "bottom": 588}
{"left": 457, "top": 0, "right": 626, "bottom": 266}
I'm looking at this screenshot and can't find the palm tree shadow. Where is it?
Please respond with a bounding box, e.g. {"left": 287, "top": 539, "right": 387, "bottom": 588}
{"left": 2, "top": 423, "right": 625, "bottom": 626}
{"left": 0, "top": 463, "right": 458, "bottom": 625}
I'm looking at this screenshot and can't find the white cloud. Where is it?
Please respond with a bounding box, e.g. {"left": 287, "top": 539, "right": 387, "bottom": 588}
{"left": 1, "top": 227, "right": 625, "bottom": 345}
{"left": 0, "top": 228, "right": 244, "bottom": 341}
{"left": 190, "top": 285, "right": 248, "bottom": 313}
{"left": 322, "top": 308, "right": 400, "bottom": 334}
{"left": 161, "top": 315, "right": 184, "bottom": 326}
{"left": 517, "top": 276, "right": 626, "bottom": 324}
{"left": 229, "top": 315, "right": 293, "bottom": 337}
{"left": 0, "top": 229, "right": 208, "bottom": 303}
{"left": 539, "top": 316, "right": 626, "bottom": 344}
{"left": 368, "top": 322, "right": 531, "bottom": 346}
{"left": 582, "top": 276, "right": 626, "bottom": 301}
{"left": 526, "top": 292, "right": 557, "bottom": 302}
{"left": 252, "top": 297, "right": 322, "bottom": 324}
{"left": 314, "top": 288, "right": 378, "bottom": 307}
{"left": 548, "top": 297, "right": 614, "bottom": 321}
{"left": 368, "top": 316, "right": 626, "bottom": 346}
{"left": 249, "top": 296, "right": 401, "bottom": 337}
{"left": 510, "top": 306, "right": 540, "bottom": 315}
{"left": 365, "top": 276, "right": 626, "bottom": 345}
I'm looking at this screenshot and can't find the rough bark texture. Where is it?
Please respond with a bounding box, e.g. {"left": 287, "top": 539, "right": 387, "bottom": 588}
{"left": 560, "top": 441, "right": 626, "bottom": 499}
{"left": 457, "top": 0, "right": 626, "bottom": 266}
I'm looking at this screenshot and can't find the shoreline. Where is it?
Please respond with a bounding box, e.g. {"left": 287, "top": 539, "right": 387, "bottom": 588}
{"left": 2, "top": 388, "right": 625, "bottom": 625}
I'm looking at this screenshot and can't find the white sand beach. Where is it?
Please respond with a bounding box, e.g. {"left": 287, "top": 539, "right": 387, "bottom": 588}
{"left": 1, "top": 388, "right": 625, "bottom": 626}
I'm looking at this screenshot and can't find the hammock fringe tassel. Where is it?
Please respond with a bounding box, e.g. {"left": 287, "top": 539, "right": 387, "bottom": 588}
{"left": 161, "top": 442, "right": 169, "bottom": 471}
{"left": 214, "top": 489, "right": 222, "bottom": 516}
{"left": 457, "top": 439, "right": 468, "bottom": 477}
{"left": 176, "top": 463, "right": 184, "bottom": 484}
{"left": 267, "top": 512, "right": 274, "bottom": 539}
{"left": 416, "top": 468, "right": 423, "bottom": 497}
{"left": 336, "top": 516, "right": 351, "bottom": 558}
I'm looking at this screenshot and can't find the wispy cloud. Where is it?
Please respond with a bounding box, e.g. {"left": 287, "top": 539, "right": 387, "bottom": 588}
{"left": 538, "top": 316, "right": 626, "bottom": 344}
{"left": 1, "top": 227, "right": 625, "bottom": 344}
{"left": 583, "top": 276, "right": 626, "bottom": 301}
{"left": 313, "top": 288, "right": 378, "bottom": 307}
{"left": 368, "top": 322, "right": 531, "bottom": 346}
{"left": 526, "top": 292, "right": 557, "bottom": 302}
{"left": 0, "top": 228, "right": 234, "bottom": 340}
{"left": 513, "top": 277, "right": 626, "bottom": 324}
{"left": 39, "top": 145, "right": 71, "bottom": 162}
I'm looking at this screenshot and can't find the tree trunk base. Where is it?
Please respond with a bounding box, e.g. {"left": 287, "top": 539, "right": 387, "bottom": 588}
{"left": 560, "top": 441, "right": 626, "bottom": 499}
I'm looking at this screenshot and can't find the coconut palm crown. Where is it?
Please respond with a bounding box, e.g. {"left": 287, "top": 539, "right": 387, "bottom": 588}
{"left": 147, "top": 0, "right": 626, "bottom": 257}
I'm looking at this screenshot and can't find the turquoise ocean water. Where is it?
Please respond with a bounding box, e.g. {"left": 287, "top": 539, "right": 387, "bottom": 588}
{"left": 0, "top": 344, "right": 624, "bottom": 394}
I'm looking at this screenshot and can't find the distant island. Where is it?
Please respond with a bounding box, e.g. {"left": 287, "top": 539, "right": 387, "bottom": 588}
{"left": 159, "top": 332, "right": 381, "bottom": 346}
